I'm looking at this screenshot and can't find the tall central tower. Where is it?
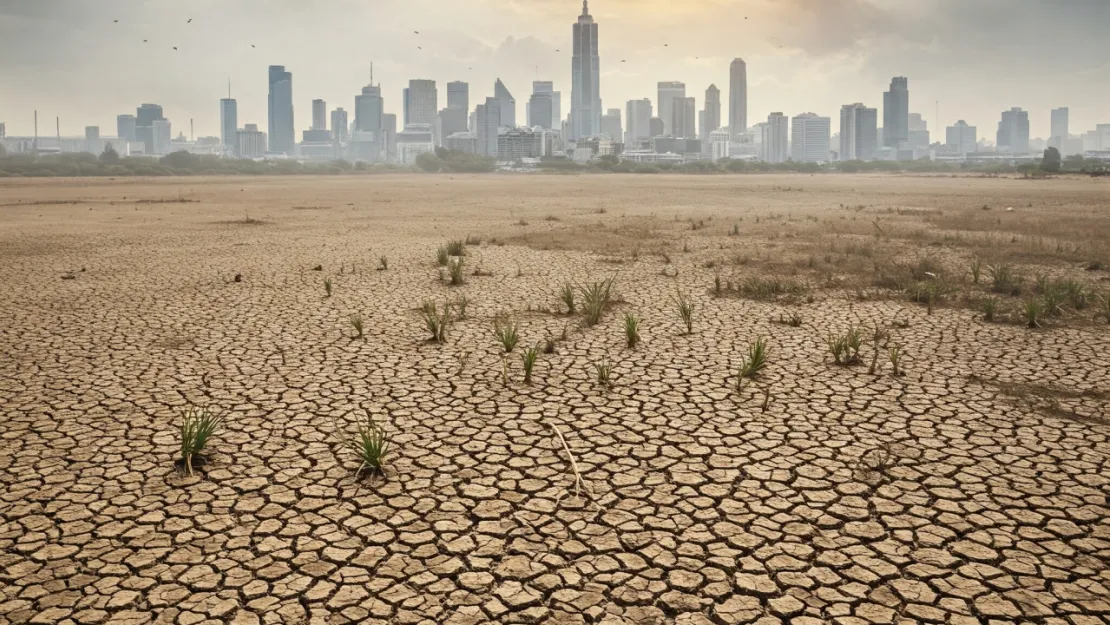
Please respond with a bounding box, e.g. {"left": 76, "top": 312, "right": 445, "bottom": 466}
{"left": 570, "top": 0, "right": 601, "bottom": 140}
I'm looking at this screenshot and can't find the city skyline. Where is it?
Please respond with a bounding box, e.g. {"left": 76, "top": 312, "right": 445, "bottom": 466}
{"left": 1, "top": 1, "right": 1107, "bottom": 140}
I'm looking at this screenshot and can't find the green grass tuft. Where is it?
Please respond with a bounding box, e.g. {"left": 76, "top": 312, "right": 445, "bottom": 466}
{"left": 324, "top": 277, "right": 333, "bottom": 297}
{"left": 623, "top": 312, "right": 641, "bottom": 348}
{"left": 421, "top": 299, "right": 451, "bottom": 343}
{"left": 739, "top": 337, "right": 769, "bottom": 379}
{"left": 594, "top": 359, "right": 613, "bottom": 388}
{"left": 492, "top": 315, "right": 520, "bottom": 352}
{"left": 447, "top": 257, "right": 465, "bottom": 285}
{"left": 521, "top": 345, "right": 539, "bottom": 384}
{"left": 560, "top": 282, "right": 576, "bottom": 315}
{"left": 342, "top": 410, "right": 390, "bottom": 476}
{"left": 349, "top": 313, "right": 365, "bottom": 339}
{"left": 673, "top": 291, "right": 694, "bottom": 334}
{"left": 827, "top": 326, "right": 863, "bottom": 365}
{"left": 180, "top": 405, "right": 224, "bottom": 476}
{"left": 580, "top": 277, "right": 615, "bottom": 326}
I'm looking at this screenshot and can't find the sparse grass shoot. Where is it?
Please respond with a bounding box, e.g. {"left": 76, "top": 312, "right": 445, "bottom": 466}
{"left": 827, "top": 326, "right": 863, "bottom": 365}
{"left": 888, "top": 344, "right": 904, "bottom": 376}
{"left": 377, "top": 256, "right": 388, "bottom": 271}
{"left": 521, "top": 345, "right": 539, "bottom": 384}
{"left": 436, "top": 247, "right": 449, "bottom": 267}
{"left": 1022, "top": 299, "right": 1044, "bottom": 328}
{"left": 988, "top": 263, "right": 1022, "bottom": 296}
{"left": 324, "top": 277, "right": 333, "bottom": 297}
{"left": 446, "top": 239, "right": 466, "bottom": 256}
{"left": 180, "top": 405, "right": 224, "bottom": 477}
{"left": 673, "top": 291, "right": 694, "bottom": 334}
{"left": 560, "top": 282, "right": 576, "bottom": 314}
{"left": 342, "top": 410, "right": 390, "bottom": 476}
{"left": 580, "top": 277, "right": 615, "bottom": 326}
{"left": 623, "top": 312, "right": 641, "bottom": 348}
{"left": 492, "top": 315, "right": 520, "bottom": 352}
{"left": 739, "top": 337, "right": 769, "bottom": 379}
{"left": 594, "top": 359, "right": 613, "bottom": 388}
{"left": 421, "top": 299, "right": 451, "bottom": 343}
{"left": 349, "top": 313, "right": 365, "bottom": 339}
{"left": 983, "top": 297, "right": 998, "bottom": 322}
{"left": 447, "top": 257, "right": 465, "bottom": 285}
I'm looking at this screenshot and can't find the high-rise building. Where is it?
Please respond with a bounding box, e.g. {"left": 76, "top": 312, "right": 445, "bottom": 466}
{"left": 729, "top": 59, "right": 747, "bottom": 142}
{"left": 312, "top": 99, "right": 326, "bottom": 131}
{"left": 790, "top": 113, "right": 830, "bottom": 163}
{"left": 404, "top": 80, "right": 437, "bottom": 126}
{"left": 1050, "top": 108, "right": 1069, "bottom": 150}
{"left": 152, "top": 119, "right": 172, "bottom": 155}
{"left": 355, "top": 84, "right": 383, "bottom": 132}
{"left": 907, "top": 113, "right": 930, "bottom": 148}
{"left": 494, "top": 78, "right": 516, "bottom": 128}
{"left": 331, "top": 108, "right": 349, "bottom": 143}
{"left": 570, "top": 0, "right": 601, "bottom": 140}
{"left": 883, "top": 77, "right": 909, "bottom": 148}
{"left": 530, "top": 81, "right": 561, "bottom": 130}
{"left": 657, "top": 82, "right": 685, "bottom": 136}
{"left": 625, "top": 98, "right": 652, "bottom": 145}
{"left": 996, "top": 107, "right": 1030, "bottom": 153}
{"left": 382, "top": 113, "right": 397, "bottom": 161}
{"left": 135, "top": 103, "right": 164, "bottom": 154}
{"left": 438, "top": 106, "right": 468, "bottom": 143}
{"left": 0, "top": 122, "right": 5, "bottom": 139}
{"left": 237, "top": 124, "right": 267, "bottom": 158}
{"left": 945, "top": 120, "right": 977, "bottom": 154}
{"left": 840, "top": 103, "right": 878, "bottom": 161}
{"left": 702, "top": 84, "right": 721, "bottom": 143}
{"left": 648, "top": 117, "right": 665, "bottom": 137}
{"left": 447, "top": 81, "right": 469, "bottom": 113}
{"left": 600, "top": 108, "right": 622, "bottom": 140}
{"left": 220, "top": 98, "right": 238, "bottom": 156}
{"left": 528, "top": 93, "right": 553, "bottom": 129}
{"left": 116, "top": 114, "right": 137, "bottom": 143}
{"left": 85, "top": 126, "right": 99, "bottom": 141}
{"left": 476, "top": 97, "right": 501, "bottom": 158}
{"left": 267, "top": 65, "right": 295, "bottom": 154}
{"left": 761, "top": 112, "right": 789, "bottom": 163}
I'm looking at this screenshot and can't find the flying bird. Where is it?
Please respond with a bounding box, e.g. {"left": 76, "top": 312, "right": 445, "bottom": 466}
{"left": 143, "top": 39, "right": 147, "bottom": 42}
{"left": 621, "top": 59, "right": 626, "bottom": 63}
{"left": 251, "top": 44, "right": 256, "bottom": 48}
{"left": 173, "top": 46, "right": 178, "bottom": 50}
{"left": 187, "top": 18, "right": 192, "bottom": 23}
{"left": 414, "top": 30, "right": 419, "bottom": 34}
{"left": 418, "top": 46, "right": 422, "bottom": 50}
{"left": 113, "top": 19, "right": 118, "bottom": 23}
{"left": 555, "top": 49, "right": 560, "bottom": 52}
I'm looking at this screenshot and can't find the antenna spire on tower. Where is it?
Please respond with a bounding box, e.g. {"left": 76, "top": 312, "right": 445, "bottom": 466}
{"left": 371, "top": 62, "right": 374, "bottom": 86}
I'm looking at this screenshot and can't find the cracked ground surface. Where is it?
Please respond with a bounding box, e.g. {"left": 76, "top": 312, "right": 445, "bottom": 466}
{"left": 1, "top": 174, "right": 1108, "bottom": 625}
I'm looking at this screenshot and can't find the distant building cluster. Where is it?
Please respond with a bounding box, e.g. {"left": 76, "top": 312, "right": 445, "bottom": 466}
{"left": 3, "top": 1, "right": 1107, "bottom": 167}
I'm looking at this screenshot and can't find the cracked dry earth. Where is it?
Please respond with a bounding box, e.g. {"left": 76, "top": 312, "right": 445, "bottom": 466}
{"left": 1, "top": 174, "right": 1109, "bottom": 625}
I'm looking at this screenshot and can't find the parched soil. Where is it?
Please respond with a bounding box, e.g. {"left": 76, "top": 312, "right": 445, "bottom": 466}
{"left": 1, "top": 173, "right": 1108, "bottom": 625}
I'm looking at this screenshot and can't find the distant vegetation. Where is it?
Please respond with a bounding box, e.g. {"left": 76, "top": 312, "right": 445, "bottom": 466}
{"left": 0, "top": 144, "right": 1105, "bottom": 177}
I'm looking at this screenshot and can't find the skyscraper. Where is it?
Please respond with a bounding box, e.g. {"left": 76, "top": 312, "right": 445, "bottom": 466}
{"left": 382, "top": 113, "right": 397, "bottom": 161}
{"left": 117, "top": 114, "right": 137, "bottom": 143}
{"left": 355, "top": 84, "right": 383, "bottom": 132}
{"left": 312, "top": 99, "right": 326, "bottom": 131}
{"left": 762, "top": 113, "right": 788, "bottom": 163}
{"left": 945, "top": 120, "right": 977, "bottom": 154}
{"left": 996, "top": 107, "right": 1030, "bottom": 153}
{"left": 790, "top": 113, "right": 830, "bottom": 163}
{"left": 625, "top": 98, "right": 652, "bottom": 144}
{"left": 528, "top": 92, "right": 553, "bottom": 129}
{"left": 135, "top": 103, "right": 164, "bottom": 154}
{"left": 447, "top": 81, "right": 469, "bottom": 113}
{"left": 267, "top": 65, "right": 295, "bottom": 154}
{"left": 670, "top": 96, "right": 695, "bottom": 139}
{"left": 531, "top": 81, "right": 561, "bottom": 129}
{"left": 220, "top": 98, "right": 238, "bottom": 156}
{"left": 883, "top": 77, "right": 909, "bottom": 148}
{"left": 404, "top": 80, "right": 437, "bottom": 126}
{"left": 840, "top": 103, "right": 878, "bottom": 161}
{"left": 729, "top": 59, "right": 747, "bottom": 142}
{"left": 494, "top": 78, "right": 516, "bottom": 128}
{"left": 657, "top": 82, "right": 685, "bottom": 136}
{"left": 331, "top": 108, "right": 349, "bottom": 143}
{"left": 702, "top": 84, "right": 721, "bottom": 144}
{"left": 907, "top": 113, "right": 930, "bottom": 148}
{"left": 476, "top": 97, "right": 501, "bottom": 157}
{"left": 1050, "top": 108, "right": 1069, "bottom": 150}
{"left": 600, "top": 108, "right": 622, "bottom": 140}
{"left": 152, "top": 119, "right": 172, "bottom": 155}
{"left": 570, "top": 0, "right": 601, "bottom": 140}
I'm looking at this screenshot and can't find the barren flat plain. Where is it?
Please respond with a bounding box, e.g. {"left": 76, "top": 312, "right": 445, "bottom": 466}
{"left": 1, "top": 173, "right": 1109, "bottom": 625}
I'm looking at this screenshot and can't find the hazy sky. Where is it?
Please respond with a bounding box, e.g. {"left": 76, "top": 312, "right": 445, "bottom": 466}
{"left": 1, "top": 0, "right": 1107, "bottom": 140}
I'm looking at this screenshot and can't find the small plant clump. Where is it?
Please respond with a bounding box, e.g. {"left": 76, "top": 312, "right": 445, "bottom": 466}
{"left": 1022, "top": 299, "right": 1044, "bottom": 328}
{"left": 378, "top": 256, "right": 388, "bottom": 271}
{"left": 988, "top": 263, "right": 1022, "bottom": 296}
{"left": 559, "top": 282, "right": 576, "bottom": 315}
{"left": 983, "top": 297, "right": 999, "bottom": 322}
{"left": 342, "top": 410, "right": 390, "bottom": 477}
{"left": 453, "top": 295, "right": 469, "bottom": 319}
{"left": 436, "top": 247, "right": 449, "bottom": 267}
{"left": 888, "top": 344, "right": 904, "bottom": 376}
{"left": 827, "top": 326, "right": 864, "bottom": 365}
{"left": 447, "top": 257, "right": 465, "bottom": 285}
{"left": 673, "top": 291, "right": 695, "bottom": 335}
{"left": 349, "top": 313, "right": 365, "bottom": 339}
{"left": 180, "top": 405, "right": 224, "bottom": 477}
{"left": 623, "top": 313, "right": 641, "bottom": 348}
{"left": 446, "top": 239, "right": 466, "bottom": 256}
{"left": 492, "top": 315, "right": 521, "bottom": 352}
{"left": 421, "top": 299, "right": 451, "bottom": 343}
{"left": 970, "top": 257, "right": 982, "bottom": 284}
{"left": 521, "top": 345, "right": 539, "bottom": 384}
{"left": 324, "top": 277, "right": 333, "bottom": 297}
{"left": 739, "top": 337, "right": 769, "bottom": 379}
{"left": 580, "top": 277, "right": 615, "bottom": 326}
{"left": 594, "top": 359, "right": 613, "bottom": 388}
